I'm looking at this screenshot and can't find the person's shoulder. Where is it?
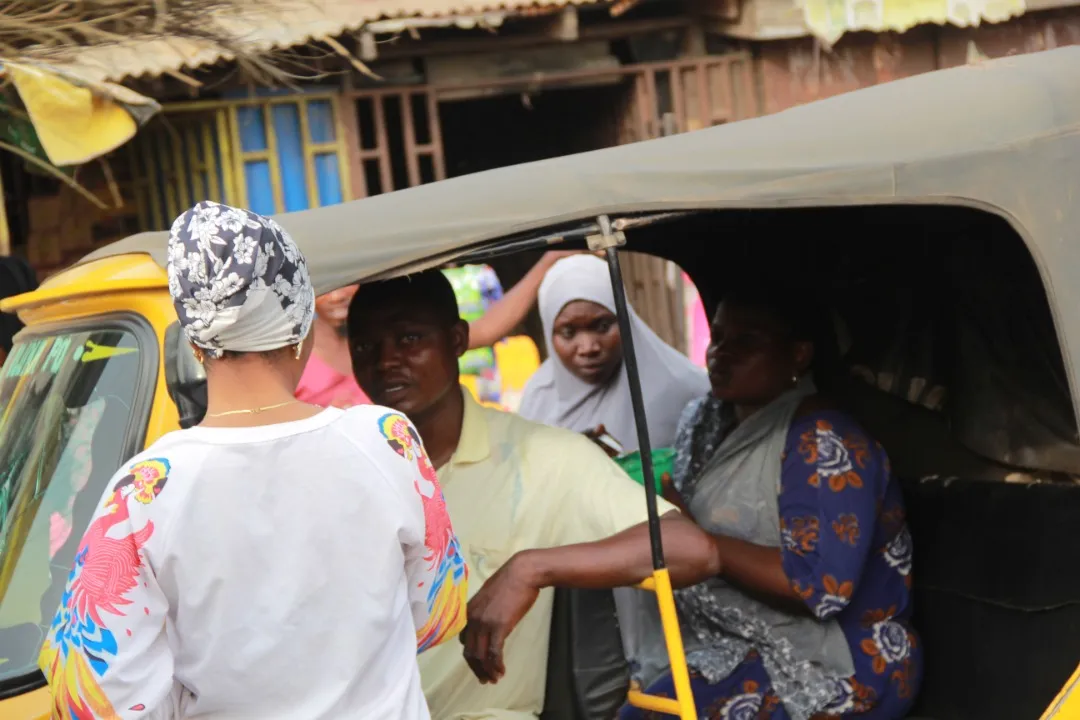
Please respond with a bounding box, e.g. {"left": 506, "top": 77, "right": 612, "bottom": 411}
{"left": 118, "top": 427, "right": 203, "bottom": 470}
{"left": 520, "top": 359, "right": 554, "bottom": 395}
{"left": 329, "top": 404, "right": 421, "bottom": 461}
{"left": 102, "top": 432, "right": 200, "bottom": 519}
{"left": 680, "top": 393, "right": 712, "bottom": 424}
{"left": 790, "top": 399, "right": 867, "bottom": 436}
{"left": 787, "top": 402, "right": 888, "bottom": 465}
{"left": 491, "top": 407, "right": 615, "bottom": 467}
{"left": 337, "top": 403, "right": 398, "bottom": 425}
{"left": 329, "top": 403, "right": 418, "bottom": 439}
{"left": 675, "top": 392, "right": 714, "bottom": 437}
{"left": 490, "top": 404, "right": 575, "bottom": 440}
{"left": 491, "top": 410, "right": 647, "bottom": 516}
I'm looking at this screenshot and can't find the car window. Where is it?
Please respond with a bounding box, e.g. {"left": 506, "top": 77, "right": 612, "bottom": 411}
{"left": 0, "top": 327, "right": 147, "bottom": 687}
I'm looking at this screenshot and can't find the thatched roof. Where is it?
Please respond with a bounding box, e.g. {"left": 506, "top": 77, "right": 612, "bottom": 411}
{"left": 0, "top": 2, "right": 300, "bottom": 190}
{"left": 1, "top": 0, "right": 301, "bottom": 86}
{"left": 8, "top": 0, "right": 600, "bottom": 85}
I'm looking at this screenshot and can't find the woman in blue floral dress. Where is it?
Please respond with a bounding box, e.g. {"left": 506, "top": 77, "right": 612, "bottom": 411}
{"left": 619, "top": 288, "right": 921, "bottom": 720}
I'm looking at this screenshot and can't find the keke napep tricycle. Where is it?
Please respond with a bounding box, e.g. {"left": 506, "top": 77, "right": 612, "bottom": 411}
{"left": 2, "top": 46, "right": 1080, "bottom": 720}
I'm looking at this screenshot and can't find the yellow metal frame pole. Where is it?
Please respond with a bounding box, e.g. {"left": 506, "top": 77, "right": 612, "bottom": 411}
{"left": 592, "top": 214, "right": 696, "bottom": 720}
{"left": 1042, "top": 662, "right": 1080, "bottom": 720}
{"left": 627, "top": 569, "right": 696, "bottom": 720}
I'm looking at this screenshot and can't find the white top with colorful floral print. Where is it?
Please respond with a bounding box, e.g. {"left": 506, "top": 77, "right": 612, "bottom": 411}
{"left": 39, "top": 405, "right": 468, "bottom": 719}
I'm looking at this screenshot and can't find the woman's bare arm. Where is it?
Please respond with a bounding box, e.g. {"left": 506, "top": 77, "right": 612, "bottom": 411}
{"left": 467, "top": 251, "right": 578, "bottom": 349}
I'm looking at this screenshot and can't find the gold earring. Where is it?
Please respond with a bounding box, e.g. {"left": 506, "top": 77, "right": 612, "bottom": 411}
{"left": 295, "top": 342, "right": 304, "bottom": 360}
{"left": 192, "top": 348, "right": 205, "bottom": 364}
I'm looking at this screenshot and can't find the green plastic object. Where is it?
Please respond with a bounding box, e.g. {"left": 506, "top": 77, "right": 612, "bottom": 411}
{"left": 615, "top": 448, "right": 675, "bottom": 494}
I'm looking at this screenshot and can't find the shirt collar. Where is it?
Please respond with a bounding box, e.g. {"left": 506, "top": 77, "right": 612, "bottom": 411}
{"left": 451, "top": 387, "right": 490, "bottom": 466}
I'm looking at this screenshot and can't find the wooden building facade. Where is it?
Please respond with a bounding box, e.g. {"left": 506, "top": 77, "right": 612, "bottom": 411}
{"left": 11, "top": 0, "right": 1080, "bottom": 350}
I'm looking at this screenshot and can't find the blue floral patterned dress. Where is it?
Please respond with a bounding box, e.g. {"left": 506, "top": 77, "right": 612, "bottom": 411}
{"left": 620, "top": 405, "right": 921, "bottom": 720}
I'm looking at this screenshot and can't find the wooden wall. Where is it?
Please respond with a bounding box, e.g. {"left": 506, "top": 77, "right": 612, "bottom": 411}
{"left": 756, "top": 6, "right": 1080, "bottom": 114}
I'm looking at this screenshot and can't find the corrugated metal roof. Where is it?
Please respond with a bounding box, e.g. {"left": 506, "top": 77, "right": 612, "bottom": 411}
{"left": 21, "top": 0, "right": 599, "bottom": 84}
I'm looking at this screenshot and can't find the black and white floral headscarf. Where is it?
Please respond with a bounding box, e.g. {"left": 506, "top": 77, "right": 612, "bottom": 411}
{"left": 167, "top": 201, "right": 315, "bottom": 358}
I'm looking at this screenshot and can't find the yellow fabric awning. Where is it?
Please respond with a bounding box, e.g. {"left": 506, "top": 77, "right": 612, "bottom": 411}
{"left": 3, "top": 62, "right": 159, "bottom": 167}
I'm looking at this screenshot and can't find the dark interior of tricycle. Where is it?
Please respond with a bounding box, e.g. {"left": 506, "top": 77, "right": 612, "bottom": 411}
{"left": 534, "top": 205, "right": 1080, "bottom": 720}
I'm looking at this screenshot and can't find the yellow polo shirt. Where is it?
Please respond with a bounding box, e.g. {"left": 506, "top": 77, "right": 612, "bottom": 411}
{"left": 419, "top": 390, "right": 676, "bottom": 720}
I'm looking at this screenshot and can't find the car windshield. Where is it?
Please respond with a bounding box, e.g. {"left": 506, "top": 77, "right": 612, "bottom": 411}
{"left": 0, "top": 326, "right": 146, "bottom": 687}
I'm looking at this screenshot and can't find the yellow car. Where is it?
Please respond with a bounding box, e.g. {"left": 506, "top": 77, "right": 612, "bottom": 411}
{"left": 0, "top": 254, "right": 177, "bottom": 718}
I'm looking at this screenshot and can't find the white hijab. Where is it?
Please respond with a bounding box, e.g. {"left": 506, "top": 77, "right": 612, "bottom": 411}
{"left": 519, "top": 255, "right": 709, "bottom": 451}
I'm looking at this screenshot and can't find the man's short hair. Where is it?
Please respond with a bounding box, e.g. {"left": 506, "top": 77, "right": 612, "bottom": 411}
{"left": 348, "top": 270, "right": 462, "bottom": 332}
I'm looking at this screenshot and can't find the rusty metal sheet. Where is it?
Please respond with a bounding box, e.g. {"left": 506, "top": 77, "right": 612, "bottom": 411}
{"left": 938, "top": 8, "right": 1080, "bottom": 66}
{"left": 758, "top": 9, "right": 1080, "bottom": 115}
{"left": 758, "top": 29, "right": 938, "bottom": 114}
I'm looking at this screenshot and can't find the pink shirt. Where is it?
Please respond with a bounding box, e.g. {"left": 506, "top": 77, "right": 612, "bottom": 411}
{"left": 296, "top": 352, "right": 370, "bottom": 408}
{"left": 684, "top": 272, "right": 710, "bottom": 367}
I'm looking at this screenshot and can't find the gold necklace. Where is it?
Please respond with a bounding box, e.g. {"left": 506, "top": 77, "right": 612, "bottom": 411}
{"left": 206, "top": 400, "right": 299, "bottom": 418}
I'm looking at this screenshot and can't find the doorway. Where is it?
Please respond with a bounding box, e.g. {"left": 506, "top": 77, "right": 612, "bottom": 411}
{"left": 439, "top": 82, "right": 630, "bottom": 179}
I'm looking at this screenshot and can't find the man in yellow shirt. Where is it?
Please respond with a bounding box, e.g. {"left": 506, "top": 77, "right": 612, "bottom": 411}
{"left": 347, "top": 271, "right": 722, "bottom": 720}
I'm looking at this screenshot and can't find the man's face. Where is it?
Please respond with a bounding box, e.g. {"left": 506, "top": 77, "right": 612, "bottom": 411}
{"left": 349, "top": 301, "right": 468, "bottom": 418}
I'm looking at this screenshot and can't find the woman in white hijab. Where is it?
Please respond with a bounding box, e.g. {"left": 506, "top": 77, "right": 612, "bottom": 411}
{"left": 519, "top": 254, "right": 709, "bottom": 686}
{"left": 519, "top": 254, "right": 709, "bottom": 451}
{"left": 39, "top": 202, "right": 467, "bottom": 720}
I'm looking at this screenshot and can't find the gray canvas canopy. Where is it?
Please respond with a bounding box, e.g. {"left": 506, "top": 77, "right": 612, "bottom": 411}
{"left": 83, "top": 46, "right": 1080, "bottom": 415}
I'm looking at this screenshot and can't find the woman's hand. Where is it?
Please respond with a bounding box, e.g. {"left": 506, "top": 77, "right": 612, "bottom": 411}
{"left": 583, "top": 424, "right": 622, "bottom": 457}
{"left": 539, "top": 249, "right": 606, "bottom": 268}
{"left": 539, "top": 249, "right": 582, "bottom": 268}
{"left": 661, "top": 473, "right": 692, "bottom": 514}
{"left": 461, "top": 551, "right": 542, "bottom": 684}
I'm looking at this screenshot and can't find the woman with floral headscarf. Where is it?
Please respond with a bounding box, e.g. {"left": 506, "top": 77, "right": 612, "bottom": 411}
{"left": 39, "top": 201, "right": 468, "bottom": 719}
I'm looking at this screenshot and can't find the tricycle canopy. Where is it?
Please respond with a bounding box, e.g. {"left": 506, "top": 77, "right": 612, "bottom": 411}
{"left": 84, "top": 46, "right": 1080, "bottom": 286}
{"left": 80, "top": 46, "right": 1080, "bottom": 428}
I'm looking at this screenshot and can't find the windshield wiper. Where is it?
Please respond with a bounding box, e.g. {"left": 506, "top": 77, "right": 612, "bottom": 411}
{"left": 0, "top": 668, "right": 46, "bottom": 701}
